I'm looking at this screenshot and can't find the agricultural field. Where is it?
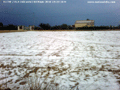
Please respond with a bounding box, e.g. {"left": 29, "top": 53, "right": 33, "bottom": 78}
{"left": 0, "top": 31, "right": 120, "bottom": 90}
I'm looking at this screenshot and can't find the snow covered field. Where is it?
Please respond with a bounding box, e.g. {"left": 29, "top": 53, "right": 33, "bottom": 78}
{"left": 0, "top": 31, "right": 120, "bottom": 90}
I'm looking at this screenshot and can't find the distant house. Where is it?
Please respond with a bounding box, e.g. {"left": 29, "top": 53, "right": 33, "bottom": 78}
{"left": 75, "top": 20, "right": 94, "bottom": 28}
{"left": 18, "top": 25, "right": 24, "bottom": 30}
{"left": 18, "top": 25, "right": 34, "bottom": 30}
{"left": 30, "top": 25, "right": 34, "bottom": 30}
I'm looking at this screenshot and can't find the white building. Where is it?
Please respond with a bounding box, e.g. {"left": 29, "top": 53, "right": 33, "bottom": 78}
{"left": 75, "top": 20, "right": 94, "bottom": 28}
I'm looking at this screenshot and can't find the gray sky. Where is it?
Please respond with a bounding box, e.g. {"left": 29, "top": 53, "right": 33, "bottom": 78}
{"left": 0, "top": 0, "right": 120, "bottom": 26}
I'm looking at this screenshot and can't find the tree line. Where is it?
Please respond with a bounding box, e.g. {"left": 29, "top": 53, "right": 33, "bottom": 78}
{"left": 0, "top": 22, "right": 120, "bottom": 30}
{"left": 76, "top": 25, "right": 120, "bottom": 30}
{"left": 36, "top": 23, "right": 120, "bottom": 30}
{"left": 0, "top": 23, "right": 18, "bottom": 30}
{"left": 37, "top": 23, "right": 73, "bottom": 30}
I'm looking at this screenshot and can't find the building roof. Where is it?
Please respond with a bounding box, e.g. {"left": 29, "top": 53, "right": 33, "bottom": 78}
{"left": 75, "top": 20, "right": 94, "bottom": 24}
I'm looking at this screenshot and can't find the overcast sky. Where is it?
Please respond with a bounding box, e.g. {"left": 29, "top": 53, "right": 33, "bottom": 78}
{"left": 0, "top": 0, "right": 120, "bottom": 26}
